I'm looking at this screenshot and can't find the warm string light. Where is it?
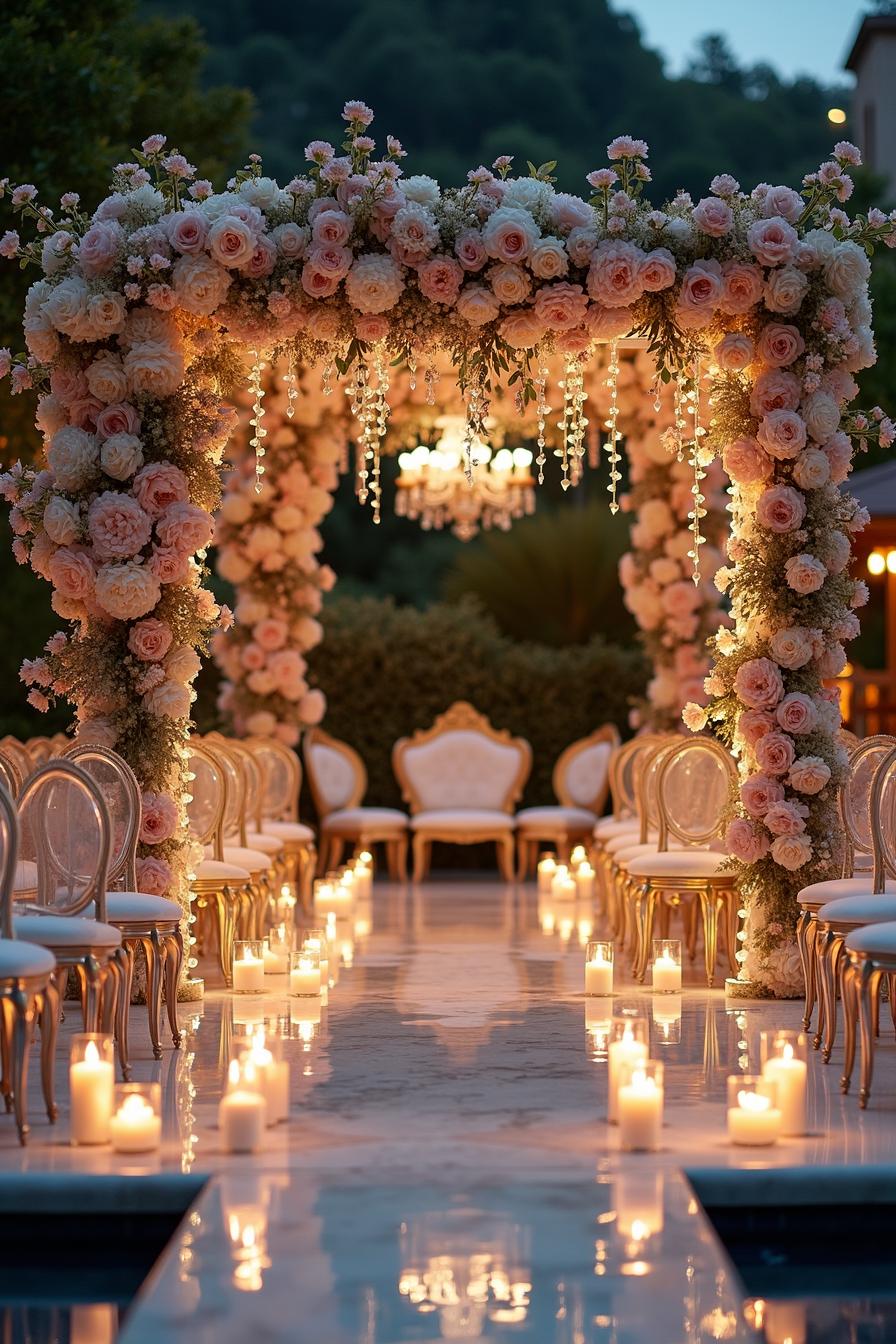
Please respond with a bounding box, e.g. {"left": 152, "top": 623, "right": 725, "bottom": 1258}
{"left": 604, "top": 339, "right": 622, "bottom": 513}
{"left": 282, "top": 361, "right": 298, "bottom": 420}
{"left": 534, "top": 364, "right": 550, "bottom": 484}
{"left": 558, "top": 356, "right": 588, "bottom": 490}
{"left": 672, "top": 378, "right": 687, "bottom": 461}
{"left": 248, "top": 355, "right": 267, "bottom": 493}
{"left": 686, "top": 360, "right": 707, "bottom": 585}
{"left": 348, "top": 352, "right": 390, "bottom": 522}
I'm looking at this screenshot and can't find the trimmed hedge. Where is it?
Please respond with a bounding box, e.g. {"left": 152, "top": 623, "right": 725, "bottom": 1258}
{"left": 306, "top": 595, "right": 646, "bottom": 809}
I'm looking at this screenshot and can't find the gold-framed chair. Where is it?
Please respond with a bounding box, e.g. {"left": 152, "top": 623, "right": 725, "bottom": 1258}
{"left": 244, "top": 736, "right": 317, "bottom": 904}
{"left": 515, "top": 724, "right": 620, "bottom": 876}
{"left": 305, "top": 727, "right": 409, "bottom": 878}
{"left": 202, "top": 735, "right": 279, "bottom": 942}
{"left": 187, "top": 742, "right": 253, "bottom": 988}
{"left": 0, "top": 781, "right": 58, "bottom": 1145}
{"left": 392, "top": 701, "right": 532, "bottom": 883}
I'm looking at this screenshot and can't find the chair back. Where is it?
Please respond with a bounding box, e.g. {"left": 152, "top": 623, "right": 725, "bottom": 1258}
{"left": 227, "top": 740, "right": 267, "bottom": 833}
{"left": 393, "top": 702, "right": 531, "bottom": 814}
{"left": 305, "top": 728, "right": 366, "bottom": 818}
{"left": 62, "top": 744, "right": 141, "bottom": 891}
{"left": 0, "top": 782, "right": 19, "bottom": 940}
{"left": 635, "top": 737, "right": 680, "bottom": 843}
{"left": 840, "top": 735, "right": 895, "bottom": 879}
{"left": 657, "top": 737, "right": 736, "bottom": 851}
{"left": 554, "top": 724, "right": 620, "bottom": 814}
{"left": 868, "top": 744, "right": 896, "bottom": 891}
{"left": 0, "top": 752, "right": 23, "bottom": 800}
{"left": 16, "top": 760, "right": 111, "bottom": 920}
{"left": 247, "top": 737, "right": 302, "bottom": 824}
{"left": 24, "top": 737, "right": 56, "bottom": 766}
{"left": 0, "top": 737, "right": 32, "bottom": 783}
{"left": 204, "top": 739, "right": 247, "bottom": 846}
{"left": 186, "top": 742, "right": 227, "bottom": 859}
{"left": 609, "top": 733, "right": 663, "bottom": 822}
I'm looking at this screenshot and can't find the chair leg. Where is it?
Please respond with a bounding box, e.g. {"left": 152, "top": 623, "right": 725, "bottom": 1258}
{"left": 497, "top": 836, "right": 515, "bottom": 884}
{"left": 412, "top": 835, "right": 430, "bottom": 883}
{"left": 39, "top": 979, "right": 59, "bottom": 1123}
{"left": 841, "top": 960, "right": 859, "bottom": 1094}
{"left": 219, "top": 887, "right": 237, "bottom": 987}
{"left": 141, "top": 931, "right": 164, "bottom": 1061}
{"left": 114, "top": 947, "right": 132, "bottom": 1082}
{"left": 515, "top": 834, "right": 527, "bottom": 881}
{"left": 699, "top": 889, "right": 720, "bottom": 989}
{"left": 330, "top": 839, "right": 345, "bottom": 872}
{"left": 82, "top": 956, "right": 103, "bottom": 1032}
{"left": 822, "top": 936, "right": 844, "bottom": 1063}
{"left": 165, "top": 930, "right": 184, "bottom": 1048}
{"left": 11, "top": 988, "right": 35, "bottom": 1146}
{"left": 797, "top": 909, "right": 816, "bottom": 1032}
{"left": 396, "top": 835, "right": 409, "bottom": 884}
{"left": 858, "top": 960, "right": 884, "bottom": 1109}
{"left": 0, "top": 998, "right": 10, "bottom": 1114}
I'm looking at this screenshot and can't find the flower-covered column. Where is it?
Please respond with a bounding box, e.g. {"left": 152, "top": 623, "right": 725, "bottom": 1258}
{"left": 213, "top": 366, "right": 344, "bottom": 742}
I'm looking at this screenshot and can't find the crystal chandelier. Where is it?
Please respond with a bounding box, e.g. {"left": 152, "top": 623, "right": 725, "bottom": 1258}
{"left": 395, "top": 416, "right": 535, "bottom": 541}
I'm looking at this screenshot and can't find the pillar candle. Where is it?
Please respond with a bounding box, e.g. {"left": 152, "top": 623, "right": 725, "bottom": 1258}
{"left": 263, "top": 941, "right": 289, "bottom": 976}
{"left": 233, "top": 948, "right": 265, "bottom": 994}
{"left": 651, "top": 951, "right": 681, "bottom": 994}
{"left": 762, "top": 1044, "right": 807, "bottom": 1136}
{"left": 728, "top": 1090, "right": 781, "bottom": 1146}
{"left": 70, "top": 1040, "right": 114, "bottom": 1146}
{"left": 290, "top": 956, "right": 321, "bottom": 997}
{"left": 219, "top": 1062, "right": 266, "bottom": 1153}
{"left": 608, "top": 1031, "right": 648, "bottom": 1124}
{"left": 109, "top": 1092, "right": 161, "bottom": 1153}
{"left": 618, "top": 1068, "right": 663, "bottom": 1151}
{"left": 585, "top": 951, "right": 613, "bottom": 997}
{"left": 537, "top": 856, "right": 557, "bottom": 894}
{"left": 575, "top": 864, "right": 595, "bottom": 901}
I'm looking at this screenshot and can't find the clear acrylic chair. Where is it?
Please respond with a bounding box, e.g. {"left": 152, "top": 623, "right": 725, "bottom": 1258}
{"left": 245, "top": 737, "right": 317, "bottom": 902}
{"left": 63, "top": 744, "right": 184, "bottom": 1060}
{"left": 0, "top": 781, "right": 58, "bottom": 1144}
{"left": 13, "top": 759, "right": 129, "bottom": 1077}
{"left": 187, "top": 742, "right": 252, "bottom": 987}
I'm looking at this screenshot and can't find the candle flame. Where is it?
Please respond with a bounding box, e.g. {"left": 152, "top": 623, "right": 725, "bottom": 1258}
{"left": 737, "top": 1090, "right": 770, "bottom": 1113}
{"left": 119, "top": 1092, "right": 153, "bottom": 1119}
{"left": 84, "top": 1039, "right": 100, "bottom": 1065}
{"left": 782, "top": 1042, "right": 794, "bottom": 1062}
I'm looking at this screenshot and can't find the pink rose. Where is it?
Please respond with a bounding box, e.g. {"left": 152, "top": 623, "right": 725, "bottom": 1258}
{"left": 299, "top": 688, "right": 326, "bottom": 724}
{"left": 638, "top": 248, "right": 675, "bottom": 293}
{"left": 770, "top": 833, "right": 812, "bottom": 870}
{"left": 167, "top": 211, "right": 208, "bottom": 254}
{"left": 456, "top": 284, "right": 500, "bottom": 327}
{"left": 482, "top": 207, "right": 539, "bottom": 263}
{"left": 792, "top": 448, "right": 831, "bottom": 490}
{"left": 693, "top": 196, "right": 733, "bottom": 236}
{"left": 817, "top": 642, "right": 847, "bottom": 677}
{"left": 747, "top": 216, "right": 798, "bottom": 266}
{"left": 88, "top": 491, "right": 152, "bottom": 560}
{"left": 171, "top": 254, "right": 232, "bottom": 316}
{"left": 784, "top": 553, "right": 827, "bottom": 595}
{"left": 300, "top": 262, "right": 341, "bottom": 298}
{"left": 148, "top": 545, "right": 192, "bottom": 585}
{"left": 47, "top": 547, "right": 95, "bottom": 601}
{"left": 354, "top": 313, "right": 390, "bottom": 343}
{"left": 253, "top": 617, "right": 288, "bottom": 652}
{"left": 756, "top": 410, "right": 807, "bottom": 459}
{"left": 156, "top": 501, "right": 213, "bottom": 554}
{"left": 769, "top": 626, "right": 814, "bottom": 670}
{"left": 455, "top": 230, "right": 487, "bottom": 272}
{"left": 764, "top": 801, "right": 809, "bottom": 837}
{"left": 136, "top": 855, "right": 173, "bottom": 897}
{"left": 587, "top": 241, "right": 645, "bottom": 307}
{"left": 776, "top": 692, "right": 818, "bottom": 735}
{"left": 735, "top": 657, "right": 784, "bottom": 709}
{"left": 139, "top": 791, "right": 178, "bottom": 845}
{"left": 499, "top": 308, "right": 547, "bottom": 349}
{"left": 50, "top": 366, "right": 88, "bottom": 407}
{"left": 660, "top": 580, "right": 701, "bottom": 617}
{"left": 726, "top": 818, "right": 771, "bottom": 864}
{"left": 95, "top": 402, "right": 141, "bottom": 440}
{"left": 133, "top": 462, "right": 189, "bottom": 519}
{"left": 822, "top": 430, "right": 853, "bottom": 484}
{"left": 585, "top": 304, "right": 634, "bottom": 341}
{"left": 78, "top": 220, "right": 123, "bottom": 276}
{"left": 720, "top": 261, "right": 764, "bottom": 314}
{"left": 740, "top": 773, "right": 785, "bottom": 818}
{"left": 207, "top": 215, "right": 256, "bottom": 269}
{"left": 533, "top": 281, "right": 589, "bottom": 330}
{"left": 677, "top": 257, "right": 722, "bottom": 310}
{"left": 723, "top": 437, "right": 773, "bottom": 485}
{"left": 756, "top": 484, "right": 806, "bottom": 533}
{"left": 738, "top": 709, "right": 775, "bottom": 746}
{"left": 417, "top": 255, "right": 464, "bottom": 305}
{"left": 715, "top": 332, "right": 754, "bottom": 371}
{"left": 240, "top": 642, "right": 266, "bottom": 671}
{"left": 788, "top": 755, "right": 832, "bottom": 795}
{"left": 128, "top": 618, "right": 173, "bottom": 662}
{"left": 749, "top": 369, "right": 801, "bottom": 417}
{"left": 755, "top": 730, "right": 796, "bottom": 777}
{"left": 311, "top": 209, "right": 353, "bottom": 247}
{"left": 762, "top": 186, "right": 803, "bottom": 223}
{"left": 243, "top": 235, "right": 277, "bottom": 279}
{"left": 757, "top": 323, "right": 805, "bottom": 368}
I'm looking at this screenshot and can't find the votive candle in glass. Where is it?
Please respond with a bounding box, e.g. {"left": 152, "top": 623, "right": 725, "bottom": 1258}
{"left": 219, "top": 1058, "right": 266, "bottom": 1153}
{"left": 69, "top": 1033, "right": 114, "bottom": 1146}
{"left": 575, "top": 862, "right": 596, "bottom": 902}
{"left": 109, "top": 1082, "right": 162, "bottom": 1153}
{"left": 760, "top": 1029, "right": 808, "bottom": 1137}
{"left": 618, "top": 1059, "right": 664, "bottom": 1152}
{"left": 300, "top": 927, "right": 330, "bottom": 986}
{"left": 651, "top": 940, "right": 682, "bottom": 994}
{"left": 354, "top": 852, "right": 373, "bottom": 899}
{"left": 585, "top": 941, "right": 614, "bottom": 996}
{"left": 537, "top": 853, "right": 557, "bottom": 894}
{"left": 263, "top": 924, "right": 291, "bottom": 976}
{"left": 289, "top": 946, "right": 321, "bottom": 997}
{"left": 607, "top": 1016, "right": 648, "bottom": 1124}
{"left": 232, "top": 940, "right": 265, "bottom": 994}
{"left": 551, "top": 864, "right": 576, "bottom": 900}
{"left": 727, "top": 1075, "right": 780, "bottom": 1146}
{"left": 234, "top": 1029, "right": 289, "bottom": 1126}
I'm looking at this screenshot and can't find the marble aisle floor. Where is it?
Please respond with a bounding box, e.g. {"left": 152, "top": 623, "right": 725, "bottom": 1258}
{"left": 2, "top": 878, "right": 896, "bottom": 1344}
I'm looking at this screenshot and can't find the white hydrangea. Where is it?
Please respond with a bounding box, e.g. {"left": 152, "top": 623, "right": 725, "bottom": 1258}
{"left": 402, "top": 174, "right": 441, "bottom": 208}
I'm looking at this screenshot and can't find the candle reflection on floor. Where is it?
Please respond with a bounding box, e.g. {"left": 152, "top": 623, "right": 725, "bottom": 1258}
{"left": 398, "top": 1210, "right": 532, "bottom": 1333}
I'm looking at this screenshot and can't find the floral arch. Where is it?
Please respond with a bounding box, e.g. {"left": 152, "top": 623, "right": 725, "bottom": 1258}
{"left": 1, "top": 102, "right": 895, "bottom": 997}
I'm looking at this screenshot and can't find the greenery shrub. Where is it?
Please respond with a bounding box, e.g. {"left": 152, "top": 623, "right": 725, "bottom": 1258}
{"left": 306, "top": 595, "right": 646, "bottom": 809}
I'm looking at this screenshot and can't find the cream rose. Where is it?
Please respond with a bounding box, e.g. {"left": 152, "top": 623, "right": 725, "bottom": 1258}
{"left": 94, "top": 561, "right": 161, "bottom": 620}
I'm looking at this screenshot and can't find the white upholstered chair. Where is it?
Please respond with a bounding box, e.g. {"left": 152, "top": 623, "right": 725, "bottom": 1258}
{"left": 392, "top": 702, "right": 532, "bottom": 882}
{"left": 515, "top": 724, "right": 620, "bottom": 875}
{"left": 305, "top": 727, "right": 409, "bottom": 879}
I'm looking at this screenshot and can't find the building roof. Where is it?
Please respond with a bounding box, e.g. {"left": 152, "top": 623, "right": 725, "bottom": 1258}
{"left": 846, "top": 14, "right": 896, "bottom": 72}
{"left": 848, "top": 457, "right": 896, "bottom": 515}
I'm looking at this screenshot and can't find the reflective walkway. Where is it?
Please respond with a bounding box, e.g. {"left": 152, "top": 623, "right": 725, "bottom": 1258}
{"left": 2, "top": 879, "right": 895, "bottom": 1343}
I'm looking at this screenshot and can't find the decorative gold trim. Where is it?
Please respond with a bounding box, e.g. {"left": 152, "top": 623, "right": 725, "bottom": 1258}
{"left": 392, "top": 701, "right": 532, "bottom": 815}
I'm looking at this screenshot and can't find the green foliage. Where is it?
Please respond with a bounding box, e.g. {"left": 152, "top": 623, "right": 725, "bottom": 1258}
{"left": 441, "top": 500, "right": 636, "bottom": 646}
{"left": 0, "top": 523, "right": 69, "bottom": 739}
{"left": 305, "top": 595, "right": 645, "bottom": 808}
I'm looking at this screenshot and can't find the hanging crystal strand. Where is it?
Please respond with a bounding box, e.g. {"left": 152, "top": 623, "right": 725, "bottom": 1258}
{"left": 687, "top": 359, "right": 707, "bottom": 585}
{"left": 408, "top": 351, "right": 417, "bottom": 392}
{"left": 349, "top": 361, "right": 371, "bottom": 503}
{"left": 425, "top": 365, "right": 438, "bottom": 406}
{"left": 248, "top": 353, "right": 267, "bottom": 493}
{"left": 650, "top": 377, "right": 663, "bottom": 415}
{"left": 282, "top": 356, "right": 298, "bottom": 420}
{"left": 321, "top": 362, "right": 334, "bottom": 396}
{"left": 603, "top": 340, "right": 622, "bottom": 513}
{"left": 535, "top": 364, "right": 550, "bottom": 485}
{"left": 369, "top": 348, "right": 391, "bottom": 525}
{"left": 555, "top": 369, "right": 572, "bottom": 491}
{"left": 673, "top": 378, "right": 687, "bottom": 461}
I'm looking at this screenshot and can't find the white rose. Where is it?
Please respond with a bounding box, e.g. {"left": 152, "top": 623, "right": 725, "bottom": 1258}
{"left": 47, "top": 426, "right": 99, "bottom": 490}
{"left": 43, "top": 496, "right": 80, "bottom": 545}
{"left": 825, "top": 240, "right": 871, "bottom": 301}
{"left": 802, "top": 392, "right": 840, "bottom": 443}
{"left": 530, "top": 237, "right": 569, "bottom": 279}
{"left": 796, "top": 228, "right": 836, "bottom": 270}
{"left": 23, "top": 317, "right": 59, "bottom": 363}
{"left": 42, "top": 275, "right": 90, "bottom": 336}
{"left": 35, "top": 394, "right": 68, "bottom": 437}
{"left": 144, "top": 678, "right": 192, "bottom": 719}
{"left": 123, "top": 340, "right": 185, "bottom": 398}
{"left": 171, "top": 254, "right": 232, "bottom": 316}
{"left": 164, "top": 644, "right": 201, "bottom": 684}
{"left": 86, "top": 353, "right": 128, "bottom": 404}
{"left": 764, "top": 266, "right": 808, "bottom": 315}
{"left": 94, "top": 561, "right": 161, "bottom": 620}
{"left": 402, "top": 175, "right": 441, "bottom": 208}
{"left": 501, "top": 177, "right": 552, "bottom": 213}
{"left": 791, "top": 447, "right": 830, "bottom": 490}
{"left": 86, "top": 291, "right": 128, "bottom": 339}
{"left": 344, "top": 253, "right": 405, "bottom": 314}
{"left": 238, "top": 176, "right": 282, "bottom": 210}
{"left": 100, "top": 432, "right": 144, "bottom": 481}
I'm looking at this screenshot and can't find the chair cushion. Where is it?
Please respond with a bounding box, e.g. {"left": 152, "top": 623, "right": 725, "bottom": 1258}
{"left": 605, "top": 829, "right": 655, "bottom": 856}
{"left": 196, "top": 858, "right": 251, "bottom": 883}
{"left": 12, "top": 860, "right": 38, "bottom": 894}
{"left": 816, "top": 894, "right": 896, "bottom": 927}
{"left": 13, "top": 915, "right": 122, "bottom": 949}
{"left": 846, "top": 921, "right": 896, "bottom": 955}
{"left": 204, "top": 844, "right": 272, "bottom": 873}
{"left": 322, "top": 807, "right": 408, "bottom": 834}
{"left": 799, "top": 877, "right": 883, "bottom": 910}
{"left": 410, "top": 809, "right": 514, "bottom": 833}
{"left": 0, "top": 939, "right": 55, "bottom": 978}
{"left": 614, "top": 842, "right": 693, "bottom": 865}
{"left": 106, "top": 892, "right": 182, "bottom": 924}
{"left": 260, "top": 820, "right": 315, "bottom": 843}
{"left": 244, "top": 832, "right": 284, "bottom": 857}
{"left": 515, "top": 806, "right": 596, "bottom": 831}
{"left": 594, "top": 818, "right": 638, "bottom": 840}
{"left": 625, "top": 850, "right": 729, "bottom": 879}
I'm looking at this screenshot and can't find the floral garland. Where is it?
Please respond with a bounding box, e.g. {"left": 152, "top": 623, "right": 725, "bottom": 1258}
{"left": 617, "top": 354, "right": 729, "bottom": 731}
{"left": 213, "top": 366, "right": 343, "bottom": 744}
{"left": 1, "top": 106, "right": 895, "bottom": 995}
